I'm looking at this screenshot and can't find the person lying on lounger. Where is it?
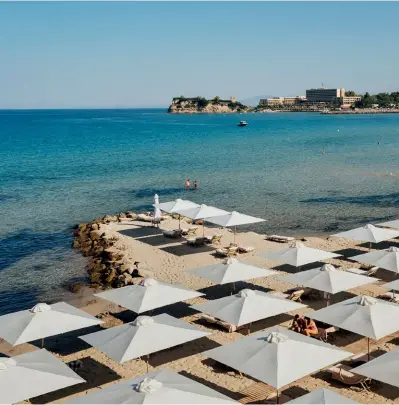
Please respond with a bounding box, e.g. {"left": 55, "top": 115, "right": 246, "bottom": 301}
{"left": 302, "top": 317, "right": 318, "bottom": 336}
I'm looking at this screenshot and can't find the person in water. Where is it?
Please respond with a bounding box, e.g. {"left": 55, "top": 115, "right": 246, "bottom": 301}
{"left": 194, "top": 180, "right": 198, "bottom": 189}
{"left": 185, "top": 179, "right": 191, "bottom": 190}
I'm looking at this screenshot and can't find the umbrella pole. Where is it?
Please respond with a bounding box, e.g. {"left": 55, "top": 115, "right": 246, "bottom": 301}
{"left": 179, "top": 215, "right": 181, "bottom": 230}
{"left": 147, "top": 354, "right": 150, "bottom": 373}
{"left": 367, "top": 338, "right": 370, "bottom": 361}
{"left": 41, "top": 338, "right": 44, "bottom": 348}
{"left": 234, "top": 226, "right": 236, "bottom": 245}
{"left": 247, "top": 322, "right": 251, "bottom": 335}
{"left": 276, "top": 389, "right": 279, "bottom": 404}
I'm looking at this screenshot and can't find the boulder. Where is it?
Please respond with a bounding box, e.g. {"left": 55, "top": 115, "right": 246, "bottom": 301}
{"left": 115, "top": 273, "right": 133, "bottom": 288}
{"left": 69, "top": 283, "right": 84, "bottom": 293}
{"left": 72, "top": 239, "right": 81, "bottom": 249}
{"left": 103, "top": 248, "right": 124, "bottom": 261}
{"left": 90, "top": 230, "right": 102, "bottom": 241}
{"left": 105, "top": 268, "right": 117, "bottom": 284}
{"left": 78, "top": 223, "right": 87, "bottom": 232}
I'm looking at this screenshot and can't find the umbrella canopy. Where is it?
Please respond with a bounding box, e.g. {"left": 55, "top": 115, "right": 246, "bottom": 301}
{"left": 278, "top": 264, "right": 377, "bottom": 295}
{"left": 94, "top": 278, "right": 203, "bottom": 314}
{"left": 153, "top": 194, "right": 162, "bottom": 221}
{"left": 206, "top": 211, "right": 265, "bottom": 227}
{"left": 377, "top": 219, "right": 399, "bottom": 229}
{"left": 153, "top": 199, "right": 199, "bottom": 214}
{"left": 186, "top": 258, "right": 277, "bottom": 285}
{"left": 261, "top": 242, "right": 340, "bottom": 267}
{"left": 0, "top": 349, "right": 85, "bottom": 404}
{"left": 67, "top": 368, "right": 236, "bottom": 404}
{"left": 332, "top": 224, "right": 399, "bottom": 244}
{"left": 309, "top": 295, "right": 399, "bottom": 340}
{"left": 286, "top": 388, "right": 358, "bottom": 404}
{"left": 352, "top": 347, "right": 399, "bottom": 389}
{"left": 205, "top": 326, "right": 352, "bottom": 389}
{"left": 0, "top": 302, "right": 103, "bottom": 346}
{"left": 80, "top": 314, "right": 210, "bottom": 363}
{"left": 351, "top": 247, "right": 399, "bottom": 274}
{"left": 175, "top": 204, "right": 228, "bottom": 220}
{"left": 191, "top": 289, "right": 306, "bottom": 327}
{"left": 383, "top": 279, "right": 399, "bottom": 291}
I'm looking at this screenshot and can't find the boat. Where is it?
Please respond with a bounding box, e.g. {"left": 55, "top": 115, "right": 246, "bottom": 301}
{"left": 237, "top": 121, "right": 248, "bottom": 127}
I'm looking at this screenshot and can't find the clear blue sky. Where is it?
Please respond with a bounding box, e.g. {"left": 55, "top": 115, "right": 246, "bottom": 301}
{"left": 1, "top": 2, "right": 399, "bottom": 108}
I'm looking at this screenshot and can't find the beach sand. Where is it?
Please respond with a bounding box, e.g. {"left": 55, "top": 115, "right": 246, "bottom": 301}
{"left": 2, "top": 217, "right": 399, "bottom": 404}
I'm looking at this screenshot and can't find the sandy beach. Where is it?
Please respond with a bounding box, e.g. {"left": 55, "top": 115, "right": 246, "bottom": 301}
{"left": 2, "top": 216, "right": 399, "bottom": 404}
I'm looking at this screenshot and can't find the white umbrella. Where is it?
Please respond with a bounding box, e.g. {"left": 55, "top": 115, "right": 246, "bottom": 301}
{"left": 191, "top": 289, "right": 306, "bottom": 329}
{"left": 66, "top": 368, "right": 236, "bottom": 404}
{"left": 205, "top": 326, "right": 352, "bottom": 401}
{"left": 332, "top": 224, "right": 399, "bottom": 245}
{"left": 153, "top": 194, "right": 162, "bottom": 226}
{"left": 377, "top": 219, "right": 399, "bottom": 229}
{"left": 176, "top": 204, "right": 229, "bottom": 236}
{"left": 278, "top": 264, "right": 377, "bottom": 304}
{"left": 154, "top": 199, "right": 199, "bottom": 229}
{"left": 351, "top": 247, "right": 399, "bottom": 274}
{"left": 261, "top": 242, "right": 340, "bottom": 268}
{"left": 309, "top": 295, "right": 399, "bottom": 358}
{"left": 0, "top": 302, "right": 103, "bottom": 346}
{"left": 95, "top": 278, "right": 203, "bottom": 314}
{"left": 352, "top": 347, "right": 399, "bottom": 389}
{"left": 0, "top": 349, "right": 85, "bottom": 404}
{"left": 206, "top": 211, "right": 265, "bottom": 243}
{"left": 80, "top": 314, "right": 210, "bottom": 365}
{"left": 286, "top": 388, "right": 359, "bottom": 404}
{"left": 186, "top": 258, "right": 277, "bottom": 287}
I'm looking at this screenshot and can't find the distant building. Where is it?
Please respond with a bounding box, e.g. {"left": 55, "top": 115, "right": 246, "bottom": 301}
{"left": 306, "top": 88, "right": 345, "bottom": 104}
{"left": 259, "top": 96, "right": 306, "bottom": 106}
{"left": 338, "top": 96, "right": 361, "bottom": 107}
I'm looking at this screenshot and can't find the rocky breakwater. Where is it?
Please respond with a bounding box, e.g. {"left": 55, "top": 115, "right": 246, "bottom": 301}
{"left": 168, "top": 96, "right": 251, "bottom": 114}
{"left": 71, "top": 212, "right": 140, "bottom": 291}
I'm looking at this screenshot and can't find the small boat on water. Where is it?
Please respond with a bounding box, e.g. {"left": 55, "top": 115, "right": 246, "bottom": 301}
{"left": 237, "top": 121, "right": 248, "bottom": 127}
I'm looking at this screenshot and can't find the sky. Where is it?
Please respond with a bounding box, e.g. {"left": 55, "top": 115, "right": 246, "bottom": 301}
{"left": 1, "top": 2, "right": 399, "bottom": 109}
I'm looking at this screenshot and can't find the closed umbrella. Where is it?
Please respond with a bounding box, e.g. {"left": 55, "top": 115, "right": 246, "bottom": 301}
{"left": 95, "top": 278, "right": 203, "bottom": 314}
{"left": 351, "top": 247, "right": 399, "bottom": 274}
{"left": 154, "top": 199, "right": 199, "bottom": 229}
{"left": 205, "top": 326, "right": 352, "bottom": 402}
{"left": 377, "top": 219, "right": 399, "bottom": 229}
{"left": 206, "top": 211, "right": 265, "bottom": 243}
{"left": 191, "top": 289, "right": 306, "bottom": 331}
{"left": 261, "top": 242, "right": 340, "bottom": 269}
{"left": 286, "top": 388, "right": 358, "bottom": 404}
{"left": 332, "top": 224, "right": 399, "bottom": 248}
{"left": 153, "top": 194, "right": 162, "bottom": 227}
{"left": 66, "top": 368, "right": 236, "bottom": 404}
{"left": 309, "top": 295, "right": 399, "bottom": 359}
{"left": 0, "top": 349, "right": 85, "bottom": 404}
{"left": 278, "top": 264, "right": 377, "bottom": 305}
{"left": 187, "top": 258, "right": 276, "bottom": 290}
{"left": 176, "top": 204, "right": 229, "bottom": 236}
{"left": 352, "top": 347, "right": 399, "bottom": 389}
{"left": 80, "top": 314, "right": 210, "bottom": 367}
{"left": 0, "top": 302, "right": 103, "bottom": 346}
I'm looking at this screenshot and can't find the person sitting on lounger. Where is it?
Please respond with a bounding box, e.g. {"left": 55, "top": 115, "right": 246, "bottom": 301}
{"left": 302, "top": 317, "right": 318, "bottom": 336}
{"left": 290, "top": 314, "right": 305, "bottom": 333}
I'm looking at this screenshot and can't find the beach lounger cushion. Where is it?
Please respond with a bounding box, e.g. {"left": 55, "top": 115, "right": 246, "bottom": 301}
{"left": 266, "top": 235, "right": 295, "bottom": 243}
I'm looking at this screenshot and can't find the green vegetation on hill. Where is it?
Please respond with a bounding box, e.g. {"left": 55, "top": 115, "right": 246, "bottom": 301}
{"left": 356, "top": 92, "right": 399, "bottom": 108}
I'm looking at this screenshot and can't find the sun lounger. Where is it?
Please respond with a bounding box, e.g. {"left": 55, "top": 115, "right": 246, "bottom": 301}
{"left": 181, "top": 226, "right": 198, "bottom": 237}
{"left": 347, "top": 267, "right": 378, "bottom": 276}
{"left": 205, "top": 234, "right": 223, "bottom": 245}
{"left": 328, "top": 363, "right": 371, "bottom": 390}
{"left": 162, "top": 229, "right": 182, "bottom": 238}
{"left": 265, "top": 235, "right": 295, "bottom": 243}
{"left": 237, "top": 246, "right": 255, "bottom": 254}
{"left": 378, "top": 291, "right": 399, "bottom": 303}
{"left": 187, "top": 237, "right": 206, "bottom": 247}
{"left": 239, "top": 382, "right": 291, "bottom": 404}
{"left": 200, "top": 314, "right": 245, "bottom": 333}
{"left": 315, "top": 326, "right": 339, "bottom": 342}
{"left": 215, "top": 246, "right": 238, "bottom": 257}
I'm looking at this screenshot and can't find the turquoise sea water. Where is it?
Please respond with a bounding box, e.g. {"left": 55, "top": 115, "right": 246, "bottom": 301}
{"left": 1, "top": 109, "right": 398, "bottom": 314}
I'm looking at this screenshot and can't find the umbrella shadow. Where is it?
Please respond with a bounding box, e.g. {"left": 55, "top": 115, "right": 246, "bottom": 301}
{"left": 147, "top": 336, "right": 220, "bottom": 368}
{"left": 118, "top": 228, "right": 180, "bottom": 247}
{"left": 179, "top": 370, "right": 242, "bottom": 401}
{"left": 244, "top": 313, "right": 294, "bottom": 335}
{"left": 359, "top": 240, "right": 399, "bottom": 250}
{"left": 198, "top": 282, "right": 273, "bottom": 300}
{"left": 160, "top": 243, "right": 216, "bottom": 257}
{"left": 330, "top": 247, "right": 367, "bottom": 259}
{"left": 272, "top": 261, "right": 329, "bottom": 274}
{"left": 29, "top": 356, "right": 121, "bottom": 404}
{"left": 30, "top": 324, "right": 105, "bottom": 356}
{"left": 283, "top": 386, "right": 310, "bottom": 400}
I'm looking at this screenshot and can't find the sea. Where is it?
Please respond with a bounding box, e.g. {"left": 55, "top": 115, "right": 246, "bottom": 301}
{"left": 1, "top": 109, "right": 398, "bottom": 315}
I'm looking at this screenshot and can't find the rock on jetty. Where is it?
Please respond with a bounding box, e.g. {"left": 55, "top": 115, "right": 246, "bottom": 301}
{"left": 72, "top": 212, "right": 140, "bottom": 290}
{"left": 168, "top": 96, "right": 251, "bottom": 114}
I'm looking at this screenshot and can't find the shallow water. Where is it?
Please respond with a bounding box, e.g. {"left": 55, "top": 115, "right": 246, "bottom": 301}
{"left": 0, "top": 109, "right": 398, "bottom": 314}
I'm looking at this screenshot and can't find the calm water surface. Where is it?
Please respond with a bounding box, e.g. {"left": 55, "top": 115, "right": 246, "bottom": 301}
{"left": 1, "top": 109, "right": 398, "bottom": 313}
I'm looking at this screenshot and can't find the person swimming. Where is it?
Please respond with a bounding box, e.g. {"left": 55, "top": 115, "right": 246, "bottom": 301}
{"left": 185, "top": 179, "right": 191, "bottom": 190}
{"left": 194, "top": 180, "right": 198, "bottom": 189}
